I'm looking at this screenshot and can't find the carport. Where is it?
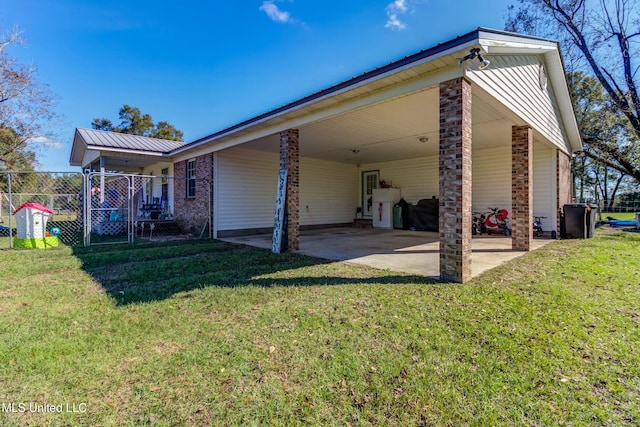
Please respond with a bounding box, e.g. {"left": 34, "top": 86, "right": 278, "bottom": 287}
{"left": 169, "top": 28, "right": 580, "bottom": 283}
{"left": 223, "top": 228, "right": 553, "bottom": 279}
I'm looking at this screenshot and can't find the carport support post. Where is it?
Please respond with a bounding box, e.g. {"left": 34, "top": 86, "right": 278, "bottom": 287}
{"left": 280, "top": 129, "right": 300, "bottom": 250}
{"left": 99, "top": 156, "right": 106, "bottom": 204}
{"left": 439, "top": 77, "right": 472, "bottom": 283}
{"left": 512, "top": 125, "right": 533, "bottom": 251}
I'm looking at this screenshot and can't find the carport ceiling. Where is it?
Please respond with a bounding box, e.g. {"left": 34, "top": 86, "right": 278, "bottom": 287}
{"left": 100, "top": 152, "right": 165, "bottom": 173}
{"left": 242, "top": 85, "right": 519, "bottom": 165}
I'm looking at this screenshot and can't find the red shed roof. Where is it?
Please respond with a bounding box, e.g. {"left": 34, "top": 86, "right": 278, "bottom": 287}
{"left": 13, "top": 202, "right": 55, "bottom": 216}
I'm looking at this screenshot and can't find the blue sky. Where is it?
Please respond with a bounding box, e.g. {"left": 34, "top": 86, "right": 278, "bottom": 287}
{"left": 3, "top": 0, "right": 513, "bottom": 171}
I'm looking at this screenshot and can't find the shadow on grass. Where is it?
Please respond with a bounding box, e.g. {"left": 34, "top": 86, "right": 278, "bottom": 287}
{"left": 72, "top": 239, "right": 436, "bottom": 306}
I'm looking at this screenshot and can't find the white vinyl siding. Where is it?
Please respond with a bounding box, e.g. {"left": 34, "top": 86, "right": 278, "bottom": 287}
{"left": 473, "top": 144, "right": 558, "bottom": 231}
{"left": 360, "top": 148, "right": 514, "bottom": 214}
{"left": 300, "top": 158, "right": 358, "bottom": 226}
{"left": 467, "top": 55, "right": 568, "bottom": 152}
{"left": 217, "top": 148, "right": 279, "bottom": 231}
{"left": 216, "top": 148, "right": 358, "bottom": 232}
{"left": 359, "top": 157, "right": 439, "bottom": 205}
{"left": 215, "top": 143, "right": 556, "bottom": 234}
{"left": 472, "top": 146, "right": 512, "bottom": 216}
{"left": 533, "top": 143, "right": 557, "bottom": 233}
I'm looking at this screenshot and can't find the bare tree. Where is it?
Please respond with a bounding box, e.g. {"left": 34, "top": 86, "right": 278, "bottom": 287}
{"left": 0, "top": 26, "right": 62, "bottom": 171}
{"left": 506, "top": 0, "right": 640, "bottom": 182}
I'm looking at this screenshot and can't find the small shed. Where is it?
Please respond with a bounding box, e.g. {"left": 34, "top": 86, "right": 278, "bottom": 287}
{"left": 13, "top": 202, "right": 55, "bottom": 239}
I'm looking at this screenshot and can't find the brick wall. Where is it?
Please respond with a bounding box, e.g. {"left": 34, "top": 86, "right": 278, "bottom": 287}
{"left": 512, "top": 125, "right": 533, "bottom": 251}
{"left": 173, "top": 153, "right": 213, "bottom": 234}
{"left": 439, "top": 77, "right": 472, "bottom": 283}
{"left": 280, "top": 129, "right": 300, "bottom": 250}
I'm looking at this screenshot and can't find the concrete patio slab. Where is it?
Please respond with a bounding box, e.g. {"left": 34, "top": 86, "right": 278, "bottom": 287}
{"left": 222, "top": 227, "right": 553, "bottom": 280}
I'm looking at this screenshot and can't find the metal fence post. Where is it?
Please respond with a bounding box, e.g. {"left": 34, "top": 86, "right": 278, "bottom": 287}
{"left": 7, "top": 172, "right": 13, "bottom": 249}
{"left": 129, "top": 175, "right": 135, "bottom": 244}
{"left": 209, "top": 178, "right": 213, "bottom": 239}
{"left": 84, "top": 172, "right": 91, "bottom": 247}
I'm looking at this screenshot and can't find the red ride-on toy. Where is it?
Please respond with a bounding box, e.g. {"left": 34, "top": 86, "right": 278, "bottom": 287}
{"left": 485, "top": 207, "right": 511, "bottom": 236}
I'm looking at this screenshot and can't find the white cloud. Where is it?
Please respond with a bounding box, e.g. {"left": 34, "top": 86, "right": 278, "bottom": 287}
{"left": 385, "top": 14, "right": 407, "bottom": 31}
{"left": 260, "top": 1, "right": 292, "bottom": 24}
{"left": 29, "top": 136, "right": 65, "bottom": 151}
{"left": 391, "top": 0, "right": 408, "bottom": 13}
{"left": 385, "top": 0, "right": 410, "bottom": 30}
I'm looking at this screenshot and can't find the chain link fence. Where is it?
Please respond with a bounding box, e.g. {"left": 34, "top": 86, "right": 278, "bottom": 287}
{"left": 84, "top": 172, "right": 212, "bottom": 246}
{"left": 578, "top": 199, "right": 639, "bottom": 216}
{"left": 1, "top": 171, "right": 212, "bottom": 249}
{"left": 1, "top": 171, "right": 83, "bottom": 248}
{"left": 593, "top": 201, "right": 640, "bottom": 214}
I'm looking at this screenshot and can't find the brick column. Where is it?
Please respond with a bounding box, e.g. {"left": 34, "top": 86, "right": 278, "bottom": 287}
{"left": 439, "top": 77, "right": 472, "bottom": 283}
{"left": 280, "top": 129, "right": 300, "bottom": 250}
{"left": 512, "top": 125, "right": 533, "bottom": 251}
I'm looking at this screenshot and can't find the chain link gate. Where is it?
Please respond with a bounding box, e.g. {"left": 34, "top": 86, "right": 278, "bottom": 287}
{"left": 85, "top": 172, "right": 136, "bottom": 246}
{"left": 85, "top": 172, "right": 212, "bottom": 247}
{"left": 1, "top": 171, "right": 84, "bottom": 249}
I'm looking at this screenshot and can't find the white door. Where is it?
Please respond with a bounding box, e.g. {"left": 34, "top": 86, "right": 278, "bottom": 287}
{"left": 361, "top": 170, "right": 379, "bottom": 218}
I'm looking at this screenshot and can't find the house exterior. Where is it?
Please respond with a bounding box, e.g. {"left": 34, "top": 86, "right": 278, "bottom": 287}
{"left": 69, "top": 28, "right": 582, "bottom": 283}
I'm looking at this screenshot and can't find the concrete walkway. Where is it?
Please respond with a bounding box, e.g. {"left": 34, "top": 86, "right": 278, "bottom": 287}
{"left": 222, "top": 227, "right": 553, "bottom": 279}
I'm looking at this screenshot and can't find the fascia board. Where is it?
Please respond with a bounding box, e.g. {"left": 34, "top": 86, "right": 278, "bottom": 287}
{"left": 69, "top": 130, "right": 86, "bottom": 166}
{"left": 542, "top": 51, "right": 582, "bottom": 153}
{"left": 85, "top": 146, "right": 170, "bottom": 158}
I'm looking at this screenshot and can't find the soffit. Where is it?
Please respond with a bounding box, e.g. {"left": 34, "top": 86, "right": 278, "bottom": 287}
{"left": 238, "top": 83, "right": 520, "bottom": 165}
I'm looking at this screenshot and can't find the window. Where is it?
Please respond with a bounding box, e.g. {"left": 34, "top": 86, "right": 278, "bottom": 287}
{"left": 186, "top": 159, "right": 196, "bottom": 198}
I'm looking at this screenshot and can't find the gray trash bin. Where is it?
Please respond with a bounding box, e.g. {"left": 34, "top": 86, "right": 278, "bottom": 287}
{"left": 563, "top": 204, "right": 588, "bottom": 239}
{"left": 586, "top": 204, "right": 598, "bottom": 238}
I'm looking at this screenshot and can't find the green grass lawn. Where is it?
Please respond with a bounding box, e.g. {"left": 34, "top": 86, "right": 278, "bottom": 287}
{"left": 0, "top": 232, "right": 639, "bottom": 426}
{"left": 601, "top": 212, "right": 638, "bottom": 221}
